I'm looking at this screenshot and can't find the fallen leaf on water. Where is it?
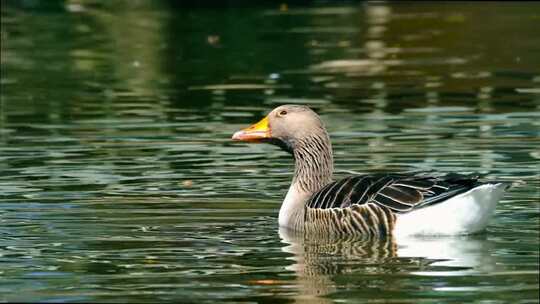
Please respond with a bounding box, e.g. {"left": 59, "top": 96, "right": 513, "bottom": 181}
{"left": 248, "top": 279, "right": 284, "bottom": 285}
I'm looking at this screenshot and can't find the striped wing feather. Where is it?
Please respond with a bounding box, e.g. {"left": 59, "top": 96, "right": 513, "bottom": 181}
{"left": 306, "top": 173, "right": 479, "bottom": 213}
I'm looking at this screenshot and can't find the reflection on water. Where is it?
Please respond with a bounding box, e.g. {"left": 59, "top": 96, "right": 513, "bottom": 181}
{"left": 280, "top": 227, "right": 396, "bottom": 303}
{"left": 279, "top": 228, "right": 520, "bottom": 303}
{"left": 1, "top": 1, "right": 539, "bottom": 303}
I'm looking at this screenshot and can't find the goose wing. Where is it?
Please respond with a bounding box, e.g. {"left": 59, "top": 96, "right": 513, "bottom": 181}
{"left": 306, "top": 173, "right": 480, "bottom": 213}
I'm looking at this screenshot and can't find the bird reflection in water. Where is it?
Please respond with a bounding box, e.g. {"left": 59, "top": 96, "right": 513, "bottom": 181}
{"left": 279, "top": 227, "right": 498, "bottom": 303}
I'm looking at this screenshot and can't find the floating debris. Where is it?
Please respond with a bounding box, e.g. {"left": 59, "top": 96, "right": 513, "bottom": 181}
{"left": 207, "top": 35, "right": 220, "bottom": 46}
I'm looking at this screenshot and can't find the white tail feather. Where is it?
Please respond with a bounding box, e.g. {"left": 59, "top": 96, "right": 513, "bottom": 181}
{"left": 394, "top": 183, "right": 507, "bottom": 237}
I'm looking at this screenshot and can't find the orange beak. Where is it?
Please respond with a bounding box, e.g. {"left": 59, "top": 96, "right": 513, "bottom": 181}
{"left": 232, "top": 116, "right": 271, "bottom": 142}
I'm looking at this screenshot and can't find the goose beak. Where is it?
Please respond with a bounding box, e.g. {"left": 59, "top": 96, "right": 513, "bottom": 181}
{"left": 232, "top": 116, "right": 271, "bottom": 142}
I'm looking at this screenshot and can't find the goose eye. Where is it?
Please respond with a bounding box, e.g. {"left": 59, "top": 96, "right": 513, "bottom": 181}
{"left": 279, "top": 110, "right": 287, "bottom": 116}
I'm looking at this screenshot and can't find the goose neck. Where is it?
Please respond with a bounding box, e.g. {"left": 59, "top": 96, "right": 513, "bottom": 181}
{"left": 292, "top": 133, "right": 334, "bottom": 194}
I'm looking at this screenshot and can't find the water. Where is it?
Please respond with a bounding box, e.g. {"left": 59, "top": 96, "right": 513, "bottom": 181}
{"left": 1, "top": 1, "right": 539, "bottom": 303}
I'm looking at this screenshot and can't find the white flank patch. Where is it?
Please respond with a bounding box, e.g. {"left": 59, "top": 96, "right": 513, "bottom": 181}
{"left": 394, "top": 183, "right": 507, "bottom": 237}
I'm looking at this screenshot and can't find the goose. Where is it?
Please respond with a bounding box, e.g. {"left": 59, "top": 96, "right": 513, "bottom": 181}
{"left": 232, "top": 105, "right": 512, "bottom": 237}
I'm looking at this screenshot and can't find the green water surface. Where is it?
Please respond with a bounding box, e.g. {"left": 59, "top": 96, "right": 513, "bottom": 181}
{"left": 1, "top": 1, "right": 539, "bottom": 303}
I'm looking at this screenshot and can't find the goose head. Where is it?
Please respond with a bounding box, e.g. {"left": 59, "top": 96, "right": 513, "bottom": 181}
{"left": 232, "top": 104, "right": 335, "bottom": 226}
{"left": 231, "top": 105, "right": 327, "bottom": 154}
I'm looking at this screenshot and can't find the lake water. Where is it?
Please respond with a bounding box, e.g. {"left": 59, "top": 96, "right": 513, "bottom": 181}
{"left": 1, "top": 1, "right": 539, "bottom": 303}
